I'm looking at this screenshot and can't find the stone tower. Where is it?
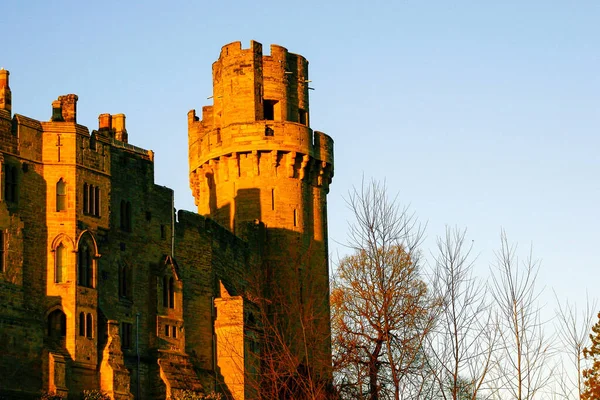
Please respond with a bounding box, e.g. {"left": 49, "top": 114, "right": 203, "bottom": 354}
{"left": 188, "top": 41, "right": 334, "bottom": 383}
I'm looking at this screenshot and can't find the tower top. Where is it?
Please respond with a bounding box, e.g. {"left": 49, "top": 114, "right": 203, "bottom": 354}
{"left": 188, "top": 41, "right": 333, "bottom": 183}
{"left": 202, "top": 40, "right": 311, "bottom": 128}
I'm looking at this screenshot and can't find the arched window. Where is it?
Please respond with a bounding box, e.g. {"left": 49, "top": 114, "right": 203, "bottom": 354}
{"left": 56, "top": 179, "right": 66, "bottom": 211}
{"left": 55, "top": 243, "right": 66, "bottom": 283}
{"left": 48, "top": 309, "right": 66, "bottom": 338}
{"left": 78, "top": 242, "right": 94, "bottom": 288}
{"left": 86, "top": 313, "right": 93, "bottom": 338}
{"left": 79, "top": 312, "right": 85, "bottom": 336}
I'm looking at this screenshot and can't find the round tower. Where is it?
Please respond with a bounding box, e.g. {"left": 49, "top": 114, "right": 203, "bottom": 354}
{"left": 188, "top": 41, "right": 334, "bottom": 378}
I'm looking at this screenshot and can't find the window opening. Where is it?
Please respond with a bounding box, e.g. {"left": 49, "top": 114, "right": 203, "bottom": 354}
{"left": 0, "top": 230, "right": 5, "bottom": 273}
{"left": 165, "top": 324, "right": 170, "bottom": 337}
{"left": 94, "top": 186, "right": 100, "bottom": 216}
{"left": 298, "top": 109, "right": 307, "bottom": 125}
{"left": 55, "top": 243, "right": 66, "bottom": 283}
{"left": 56, "top": 179, "right": 66, "bottom": 211}
{"left": 78, "top": 242, "right": 94, "bottom": 288}
{"left": 79, "top": 312, "right": 85, "bottom": 336}
{"left": 121, "top": 322, "right": 132, "bottom": 349}
{"left": 169, "top": 277, "right": 175, "bottom": 309}
{"left": 120, "top": 200, "right": 132, "bottom": 231}
{"left": 48, "top": 309, "right": 67, "bottom": 338}
{"left": 293, "top": 209, "right": 297, "bottom": 227}
{"left": 83, "top": 183, "right": 101, "bottom": 217}
{"left": 4, "top": 165, "right": 17, "bottom": 203}
{"left": 264, "top": 100, "right": 277, "bottom": 120}
{"left": 271, "top": 189, "right": 275, "bottom": 210}
{"left": 86, "top": 313, "right": 93, "bottom": 338}
{"left": 119, "top": 264, "right": 132, "bottom": 299}
{"left": 83, "top": 183, "right": 88, "bottom": 213}
{"left": 162, "top": 276, "right": 169, "bottom": 307}
{"left": 172, "top": 325, "right": 177, "bottom": 338}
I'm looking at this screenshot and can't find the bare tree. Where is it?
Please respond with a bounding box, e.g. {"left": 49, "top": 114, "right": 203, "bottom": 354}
{"left": 553, "top": 292, "right": 597, "bottom": 399}
{"left": 331, "top": 180, "right": 438, "bottom": 400}
{"left": 428, "top": 227, "right": 499, "bottom": 400}
{"left": 489, "top": 232, "right": 553, "bottom": 400}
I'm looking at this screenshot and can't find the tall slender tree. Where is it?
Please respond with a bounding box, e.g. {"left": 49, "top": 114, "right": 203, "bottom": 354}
{"left": 489, "top": 232, "right": 552, "bottom": 400}
{"left": 428, "top": 227, "right": 498, "bottom": 400}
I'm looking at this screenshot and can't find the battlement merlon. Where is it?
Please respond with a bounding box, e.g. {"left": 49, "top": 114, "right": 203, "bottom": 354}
{"left": 204, "top": 41, "right": 310, "bottom": 129}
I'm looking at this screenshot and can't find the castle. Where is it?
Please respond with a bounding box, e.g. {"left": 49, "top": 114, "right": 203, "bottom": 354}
{"left": 0, "top": 41, "right": 334, "bottom": 399}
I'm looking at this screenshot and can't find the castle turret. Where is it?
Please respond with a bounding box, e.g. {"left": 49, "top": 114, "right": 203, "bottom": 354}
{"left": 189, "top": 41, "right": 334, "bottom": 392}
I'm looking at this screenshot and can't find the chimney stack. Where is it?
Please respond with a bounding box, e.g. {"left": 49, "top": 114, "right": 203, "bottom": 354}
{"left": 98, "top": 113, "right": 112, "bottom": 131}
{"left": 0, "top": 69, "right": 12, "bottom": 113}
{"left": 111, "top": 114, "right": 128, "bottom": 143}
{"left": 58, "top": 94, "right": 78, "bottom": 123}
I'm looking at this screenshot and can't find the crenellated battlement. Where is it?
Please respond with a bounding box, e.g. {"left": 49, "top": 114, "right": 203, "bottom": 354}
{"left": 200, "top": 41, "right": 311, "bottom": 131}
{"left": 218, "top": 40, "right": 263, "bottom": 59}
{"left": 189, "top": 41, "right": 333, "bottom": 207}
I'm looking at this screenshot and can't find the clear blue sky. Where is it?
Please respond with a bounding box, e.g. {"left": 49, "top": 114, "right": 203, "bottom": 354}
{"left": 3, "top": 1, "right": 599, "bottom": 307}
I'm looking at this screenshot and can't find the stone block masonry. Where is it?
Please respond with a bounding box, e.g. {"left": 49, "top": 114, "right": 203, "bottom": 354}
{"left": 0, "top": 40, "right": 333, "bottom": 400}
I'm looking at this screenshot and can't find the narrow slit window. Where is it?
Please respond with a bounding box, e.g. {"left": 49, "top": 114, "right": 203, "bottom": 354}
{"left": 94, "top": 186, "right": 100, "bottom": 216}
{"left": 162, "top": 276, "right": 169, "bottom": 307}
{"left": 78, "top": 243, "right": 94, "bottom": 288}
{"left": 121, "top": 322, "right": 132, "bottom": 349}
{"left": 119, "top": 264, "right": 131, "bottom": 299}
{"left": 293, "top": 209, "right": 297, "bottom": 227}
{"left": 169, "top": 277, "right": 175, "bottom": 309}
{"left": 79, "top": 312, "right": 85, "bottom": 336}
{"left": 4, "top": 165, "right": 17, "bottom": 203}
{"left": 0, "top": 230, "right": 5, "bottom": 273}
{"left": 271, "top": 189, "right": 275, "bottom": 210}
{"left": 172, "top": 325, "right": 177, "bottom": 339}
{"left": 87, "top": 184, "right": 93, "bottom": 213}
{"left": 86, "top": 314, "right": 93, "bottom": 338}
{"left": 120, "top": 200, "right": 132, "bottom": 231}
{"left": 55, "top": 243, "right": 66, "bottom": 283}
{"left": 83, "top": 183, "right": 89, "bottom": 214}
